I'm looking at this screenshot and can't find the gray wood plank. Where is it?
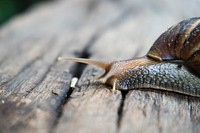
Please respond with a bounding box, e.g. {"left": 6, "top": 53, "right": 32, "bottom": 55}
{"left": 0, "top": 0, "right": 124, "bottom": 132}
{"left": 119, "top": 91, "right": 200, "bottom": 133}
{"left": 0, "top": 0, "right": 200, "bottom": 133}
{"left": 56, "top": 0, "right": 200, "bottom": 133}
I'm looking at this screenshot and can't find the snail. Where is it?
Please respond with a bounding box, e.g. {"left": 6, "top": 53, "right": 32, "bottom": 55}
{"left": 58, "top": 17, "right": 200, "bottom": 97}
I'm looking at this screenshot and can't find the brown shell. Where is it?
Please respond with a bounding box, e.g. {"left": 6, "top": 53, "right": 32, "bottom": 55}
{"left": 147, "top": 17, "right": 200, "bottom": 75}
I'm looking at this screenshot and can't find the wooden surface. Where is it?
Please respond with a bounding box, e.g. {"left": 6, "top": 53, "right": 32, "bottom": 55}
{"left": 0, "top": 0, "right": 200, "bottom": 133}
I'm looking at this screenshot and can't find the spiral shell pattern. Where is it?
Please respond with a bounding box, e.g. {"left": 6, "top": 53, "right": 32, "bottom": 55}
{"left": 147, "top": 17, "right": 200, "bottom": 74}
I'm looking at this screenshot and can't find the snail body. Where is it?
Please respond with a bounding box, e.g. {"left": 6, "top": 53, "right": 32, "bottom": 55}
{"left": 58, "top": 17, "right": 200, "bottom": 97}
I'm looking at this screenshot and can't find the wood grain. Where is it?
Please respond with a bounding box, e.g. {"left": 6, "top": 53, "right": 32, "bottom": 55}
{"left": 0, "top": 0, "right": 200, "bottom": 133}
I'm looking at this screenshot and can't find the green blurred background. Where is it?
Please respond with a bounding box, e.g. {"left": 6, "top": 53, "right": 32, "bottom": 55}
{"left": 0, "top": 0, "right": 48, "bottom": 25}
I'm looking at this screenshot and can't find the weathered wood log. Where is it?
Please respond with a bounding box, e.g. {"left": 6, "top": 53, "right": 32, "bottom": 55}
{"left": 0, "top": 0, "right": 200, "bottom": 133}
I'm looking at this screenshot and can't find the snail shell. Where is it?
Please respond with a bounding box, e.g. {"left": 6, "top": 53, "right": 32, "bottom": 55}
{"left": 58, "top": 17, "right": 200, "bottom": 97}
{"left": 147, "top": 17, "right": 200, "bottom": 75}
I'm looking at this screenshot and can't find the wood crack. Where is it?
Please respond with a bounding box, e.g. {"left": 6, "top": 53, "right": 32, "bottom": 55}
{"left": 117, "top": 90, "right": 128, "bottom": 131}
{"left": 51, "top": 34, "right": 96, "bottom": 131}
{"left": 71, "top": 37, "right": 93, "bottom": 78}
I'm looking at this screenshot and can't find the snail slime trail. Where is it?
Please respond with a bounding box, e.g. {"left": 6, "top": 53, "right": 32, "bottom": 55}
{"left": 58, "top": 17, "right": 200, "bottom": 98}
